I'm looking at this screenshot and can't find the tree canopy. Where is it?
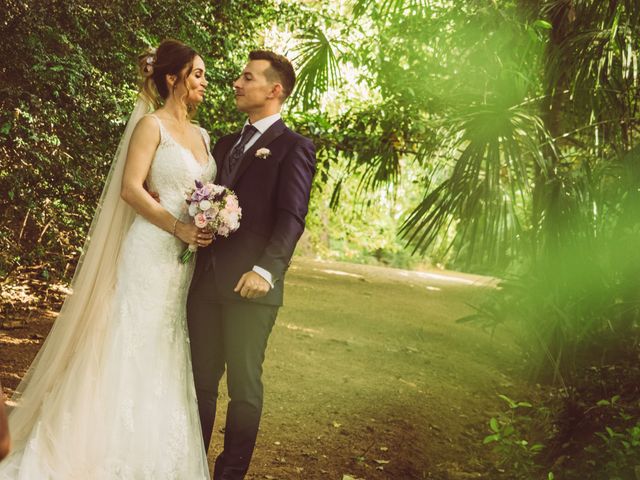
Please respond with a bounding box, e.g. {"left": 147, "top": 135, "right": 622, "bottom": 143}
{"left": 2, "top": 0, "right": 640, "bottom": 380}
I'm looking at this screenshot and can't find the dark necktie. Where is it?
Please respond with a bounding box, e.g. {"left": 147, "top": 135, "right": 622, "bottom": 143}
{"left": 227, "top": 124, "right": 257, "bottom": 174}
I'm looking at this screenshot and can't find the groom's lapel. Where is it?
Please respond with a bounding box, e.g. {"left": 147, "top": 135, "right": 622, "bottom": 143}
{"left": 213, "top": 133, "right": 240, "bottom": 184}
{"left": 231, "top": 119, "right": 287, "bottom": 188}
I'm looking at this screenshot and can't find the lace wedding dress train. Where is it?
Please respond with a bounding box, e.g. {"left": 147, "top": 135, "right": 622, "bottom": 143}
{"left": 0, "top": 112, "right": 215, "bottom": 479}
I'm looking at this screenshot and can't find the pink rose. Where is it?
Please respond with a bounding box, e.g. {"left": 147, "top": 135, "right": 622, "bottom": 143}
{"left": 194, "top": 212, "right": 208, "bottom": 228}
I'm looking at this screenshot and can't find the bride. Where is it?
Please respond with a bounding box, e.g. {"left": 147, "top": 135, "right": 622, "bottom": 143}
{"left": 0, "top": 39, "right": 215, "bottom": 479}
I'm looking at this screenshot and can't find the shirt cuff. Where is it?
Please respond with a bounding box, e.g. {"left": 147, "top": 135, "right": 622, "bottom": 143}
{"left": 252, "top": 265, "right": 274, "bottom": 289}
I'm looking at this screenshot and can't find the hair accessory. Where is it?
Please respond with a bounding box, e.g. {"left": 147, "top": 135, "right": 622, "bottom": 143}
{"left": 142, "top": 48, "right": 157, "bottom": 77}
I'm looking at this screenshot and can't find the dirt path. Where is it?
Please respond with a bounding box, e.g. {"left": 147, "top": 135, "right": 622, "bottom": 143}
{"left": 1, "top": 257, "right": 531, "bottom": 479}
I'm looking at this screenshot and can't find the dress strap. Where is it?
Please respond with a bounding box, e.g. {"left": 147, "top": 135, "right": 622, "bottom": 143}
{"left": 198, "top": 126, "right": 211, "bottom": 157}
{"left": 146, "top": 113, "right": 167, "bottom": 143}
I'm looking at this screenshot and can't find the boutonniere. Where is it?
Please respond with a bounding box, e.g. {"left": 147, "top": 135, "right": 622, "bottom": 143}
{"left": 255, "top": 148, "right": 271, "bottom": 159}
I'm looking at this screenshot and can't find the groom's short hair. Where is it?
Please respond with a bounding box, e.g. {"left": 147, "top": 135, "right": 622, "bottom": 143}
{"left": 249, "top": 50, "right": 296, "bottom": 101}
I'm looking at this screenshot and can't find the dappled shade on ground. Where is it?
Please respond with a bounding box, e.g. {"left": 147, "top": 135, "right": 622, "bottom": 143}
{"left": 1, "top": 258, "right": 532, "bottom": 479}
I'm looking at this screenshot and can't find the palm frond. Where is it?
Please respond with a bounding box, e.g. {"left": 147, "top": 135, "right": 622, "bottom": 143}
{"left": 543, "top": 0, "right": 640, "bottom": 148}
{"left": 290, "top": 28, "right": 341, "bottom": 110}
{"left": 353, "top": 0, "right": 431, "bottom": 19}
{"left": 400, "top": 104, "right": 552, "bottom": 268}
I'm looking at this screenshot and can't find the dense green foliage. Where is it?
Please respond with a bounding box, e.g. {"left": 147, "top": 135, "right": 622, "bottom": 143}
{"left": 2, "top": 1, "right": 640, "bottom": 476}
{"left": 290, "top": 0, "right": 640, "bottom": 380}
{"left": 0, "top": 0, "right": 277, "bottom": 279}
{"left": 2, "top": 0, "right": 639, "bottom": 374}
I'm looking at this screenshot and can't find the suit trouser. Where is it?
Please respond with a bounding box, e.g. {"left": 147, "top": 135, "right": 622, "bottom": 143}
{"left": 187, "top": 266, "right": 278, "bottom": 480}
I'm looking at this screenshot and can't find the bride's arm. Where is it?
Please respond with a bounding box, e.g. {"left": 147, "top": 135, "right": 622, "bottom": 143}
{"left": 120, "top": 117, "right": 211, "bottom": 247}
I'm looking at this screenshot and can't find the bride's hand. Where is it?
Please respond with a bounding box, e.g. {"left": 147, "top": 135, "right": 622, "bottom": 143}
{"left": 175, "top": 223, "right": 213, "bottom": 247}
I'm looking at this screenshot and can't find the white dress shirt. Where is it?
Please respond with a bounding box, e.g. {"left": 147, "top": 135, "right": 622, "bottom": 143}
{"left": 235, "top": 113, "right": 282, "bottom": 288}
{"left": 235, "top": 113, "right": 281, "bottom": 152}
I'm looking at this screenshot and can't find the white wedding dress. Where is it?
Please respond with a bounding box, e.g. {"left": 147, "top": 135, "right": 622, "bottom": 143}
{"left": 0, "top": 113, "right": 215, "bottom": 479}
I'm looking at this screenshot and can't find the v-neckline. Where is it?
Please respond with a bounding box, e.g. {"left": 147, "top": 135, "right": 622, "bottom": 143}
{"left": 154, "top": 116, "right": 211, "bottom": 168}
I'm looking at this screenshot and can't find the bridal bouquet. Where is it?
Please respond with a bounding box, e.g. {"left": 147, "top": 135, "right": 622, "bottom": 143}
{"left": 180, "top": 180, "right": 242, "bottom": 263}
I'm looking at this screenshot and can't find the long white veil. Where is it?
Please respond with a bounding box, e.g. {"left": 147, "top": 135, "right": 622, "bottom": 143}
{"left": 7, "top": 96, "right": 152, "bottom": 450}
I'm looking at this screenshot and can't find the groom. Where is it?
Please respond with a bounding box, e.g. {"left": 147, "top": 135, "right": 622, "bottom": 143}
{"left": 187, "top": 51, "right": 316, "bottom": 480}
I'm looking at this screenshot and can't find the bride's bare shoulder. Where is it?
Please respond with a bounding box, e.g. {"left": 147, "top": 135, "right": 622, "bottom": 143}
{"left": 131, "top": 115, "right": 161, "bottom": 145}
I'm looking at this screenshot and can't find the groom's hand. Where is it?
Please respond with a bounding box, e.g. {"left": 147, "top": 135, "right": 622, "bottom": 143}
{"left": 234, "top": 271, "right": 270, "bottom": 299}
{"left": 143, "top": 181, "right": 160, "bottom": 203}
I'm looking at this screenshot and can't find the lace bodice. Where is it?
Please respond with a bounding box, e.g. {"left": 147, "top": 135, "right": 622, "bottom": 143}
{"left": 146, "top": 115, "right": 217, "bottom": 220}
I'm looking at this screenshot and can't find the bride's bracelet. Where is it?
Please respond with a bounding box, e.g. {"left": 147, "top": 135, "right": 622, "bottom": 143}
{"left": 171, "top": 218, "right": 179, "bottom": 237}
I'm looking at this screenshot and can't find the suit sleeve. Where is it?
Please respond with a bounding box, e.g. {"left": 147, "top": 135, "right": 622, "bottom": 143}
{"left": 256, "top": 138, "right": 316, "bottom": 281}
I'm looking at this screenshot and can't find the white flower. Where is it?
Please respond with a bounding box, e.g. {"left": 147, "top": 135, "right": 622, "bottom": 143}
{"left": 199, "top": 199, "right": 212, "bottom": 211}
{"left": 255, "top": 147, "right": 271, "bottom": 159}
{"left": 227, "top": 212, "right": 240, "bottom": 230}
{"left": 205, "top": 206, "right": 219, "bottom": 219}
{"left": 225, "top": 195, "right": 239, "bottom": 210}
{"left": 188, "top": 203, "right": 198, "bottom": 216}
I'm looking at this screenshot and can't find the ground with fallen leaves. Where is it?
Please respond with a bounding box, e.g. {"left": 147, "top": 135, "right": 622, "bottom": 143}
{"left": 1, "top": 257, "right": 533, "bottom": 479}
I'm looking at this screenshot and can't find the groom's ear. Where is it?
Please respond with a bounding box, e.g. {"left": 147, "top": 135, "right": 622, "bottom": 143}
{"left": 268, "top": 83, "right": 284, "bottom": 102}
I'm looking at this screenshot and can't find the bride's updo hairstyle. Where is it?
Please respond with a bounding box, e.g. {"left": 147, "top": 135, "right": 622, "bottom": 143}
{"left": 138, "top": 39, "right": 199, "bottom": 110}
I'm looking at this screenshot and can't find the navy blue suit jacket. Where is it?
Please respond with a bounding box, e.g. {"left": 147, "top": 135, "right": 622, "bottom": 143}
{"left": 192, "top": 119, "right": 316, "bottom": 306}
